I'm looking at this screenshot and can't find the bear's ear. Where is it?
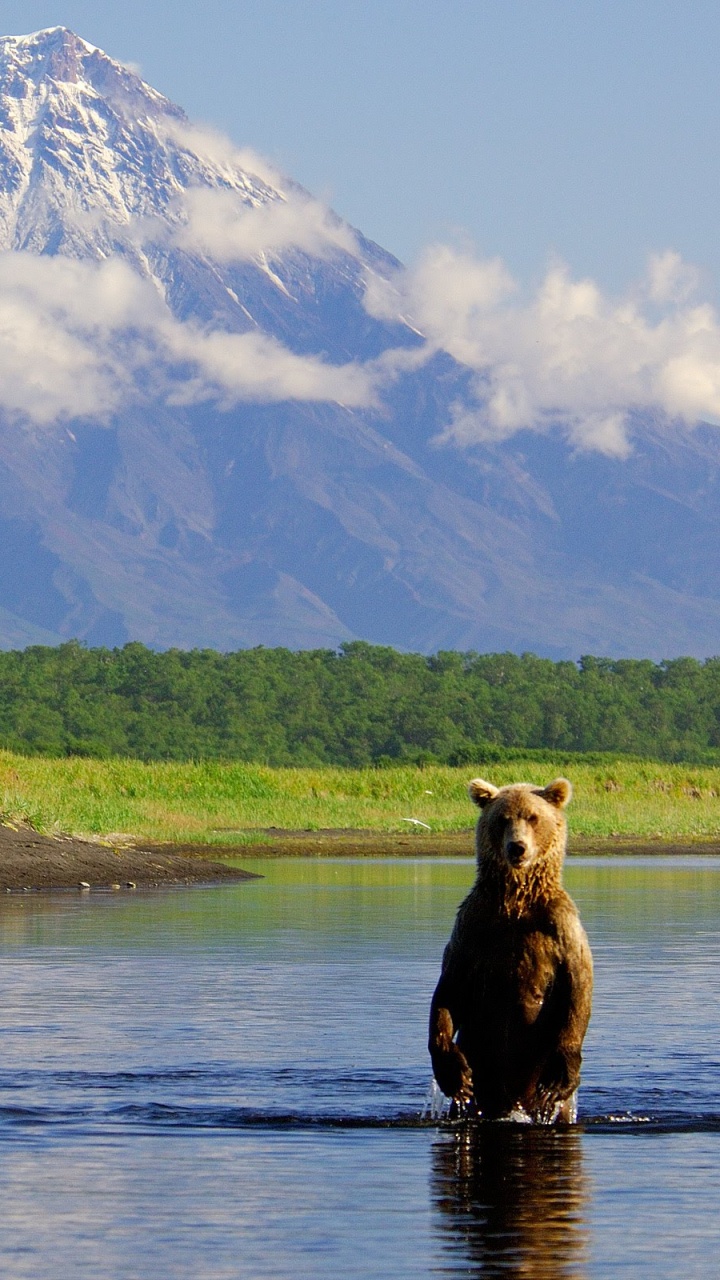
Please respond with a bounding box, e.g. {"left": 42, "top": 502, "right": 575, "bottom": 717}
{"left": 540, "top": 777, "right": 572, "bottom": 808}
{"left": 468, "top": 778, "right": 499, "bottom": 808}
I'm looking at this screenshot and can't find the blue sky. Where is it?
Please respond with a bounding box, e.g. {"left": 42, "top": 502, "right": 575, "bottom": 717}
{"left": 2, "top": 0, "right": 720, "bottom": 298}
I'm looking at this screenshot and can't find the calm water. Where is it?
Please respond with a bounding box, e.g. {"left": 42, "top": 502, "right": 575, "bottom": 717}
{"left": 0, "top": 855, "right": 719, "bottom": 1277}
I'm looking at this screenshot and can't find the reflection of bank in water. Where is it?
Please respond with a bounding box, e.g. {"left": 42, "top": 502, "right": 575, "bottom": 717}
{"left": 431, "top": 1125, "right": 589, "bottom": 1279}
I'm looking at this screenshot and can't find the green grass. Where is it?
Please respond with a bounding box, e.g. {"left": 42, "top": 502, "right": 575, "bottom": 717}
{"left": 1, "top": 750, "right": 720, "bottom": 844}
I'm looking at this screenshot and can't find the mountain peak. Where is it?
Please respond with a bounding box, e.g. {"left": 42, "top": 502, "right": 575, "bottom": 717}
{"left": 0, "top": 25, "right": 177, "bottom": 114}
{"left": 4, "top": 26, "right": 99, "bottom": 51}
{"left": 1, "top": 27, "right": 107, "bottom": 87}
{"left": 0, "top": 27, "right": 272, "bottom": 257}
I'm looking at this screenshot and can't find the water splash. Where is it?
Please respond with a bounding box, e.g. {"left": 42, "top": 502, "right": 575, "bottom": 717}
{"left": 421, "top": 1077, "right": 450, "bottom": 1121}
{"left": 420, "top": 1079, "right": 580, "bottom": 1126}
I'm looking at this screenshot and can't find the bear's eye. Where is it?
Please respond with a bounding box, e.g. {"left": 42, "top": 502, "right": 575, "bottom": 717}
{"left": 527, "top": 814, "right": 539, "bottom": 826}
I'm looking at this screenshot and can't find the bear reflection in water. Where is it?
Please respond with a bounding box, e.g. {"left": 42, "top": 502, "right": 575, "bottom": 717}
{"left": 431, "top": 1126, "right": 589, "bottom": 1280}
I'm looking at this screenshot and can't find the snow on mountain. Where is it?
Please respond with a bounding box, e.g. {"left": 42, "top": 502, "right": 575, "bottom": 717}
{"left": 0, "top": 28, "right": 274, "bottom": 249}
{"left": 0, "top": 26, "right": 718, "bottom": 660}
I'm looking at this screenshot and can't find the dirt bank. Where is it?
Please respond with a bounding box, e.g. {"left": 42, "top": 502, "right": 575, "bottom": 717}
{"left": 0, "top": 823, "right": 259, "bottom": 891}
{"left": 218, "top": 828, "right": 720, "bottom": 858}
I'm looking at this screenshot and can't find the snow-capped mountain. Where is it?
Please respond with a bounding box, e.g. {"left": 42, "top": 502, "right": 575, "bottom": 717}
{"left": 0, "top": 26, "right": 718, "bottom": 660}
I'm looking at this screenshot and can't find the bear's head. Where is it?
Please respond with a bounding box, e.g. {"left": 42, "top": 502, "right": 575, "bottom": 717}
{"left": 468, "top": 777, "right": 572, "bottom": 882}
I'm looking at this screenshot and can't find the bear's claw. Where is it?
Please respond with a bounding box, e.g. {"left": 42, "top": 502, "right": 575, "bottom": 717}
{"left": 431, "top": 1041, "right": 473, "bottom": 1102}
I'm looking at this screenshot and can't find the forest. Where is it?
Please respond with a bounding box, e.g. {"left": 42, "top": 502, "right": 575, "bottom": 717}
{"left": 0, "top": 640, "right": 719, "bottom": 765}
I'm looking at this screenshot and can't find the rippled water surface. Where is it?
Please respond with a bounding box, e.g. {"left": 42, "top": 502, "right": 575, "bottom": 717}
{"left": 1, "top": 855, "right": 719, "bottom": 1277}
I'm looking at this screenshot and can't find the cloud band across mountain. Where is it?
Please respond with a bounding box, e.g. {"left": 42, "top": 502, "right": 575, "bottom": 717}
{"left": 3, "top": 55, "right": 720, "bottom": 460}
{"left": 364, "top": 245, "right": 720, "bottom": 455}
{"left": 0, "top": 251, "right": 382, "bottom": 426}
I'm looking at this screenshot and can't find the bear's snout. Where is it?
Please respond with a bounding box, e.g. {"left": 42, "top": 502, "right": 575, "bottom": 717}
{"left": 502, "top": 819, "right": 537, "bottom": 867}
{"left": 506, "top": 838, "right": 528, "bottom": 864}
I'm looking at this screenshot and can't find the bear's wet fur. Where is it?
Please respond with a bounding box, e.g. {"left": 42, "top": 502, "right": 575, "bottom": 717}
{"left": 428, "top": 777, "right": 593, "bottom": 1123}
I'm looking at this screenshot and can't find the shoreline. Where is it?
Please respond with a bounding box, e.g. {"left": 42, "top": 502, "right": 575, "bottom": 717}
{"left": 226, "top": 828, "right": 720, "bottom": 859}
{"left": 2, "top": 824, "right": 719, "bottom": 892}
{"left": 0, "top": 823, "right": 259, "bottom": 892}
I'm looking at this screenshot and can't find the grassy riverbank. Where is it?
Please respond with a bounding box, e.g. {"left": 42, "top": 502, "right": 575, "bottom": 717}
{"left": 1, "top": 750, "right": 720, "bottom": 845}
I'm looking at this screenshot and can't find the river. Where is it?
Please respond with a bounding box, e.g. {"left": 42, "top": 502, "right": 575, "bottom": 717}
{"left": 0, "top": 855, "right": 718, "bottom": 1277}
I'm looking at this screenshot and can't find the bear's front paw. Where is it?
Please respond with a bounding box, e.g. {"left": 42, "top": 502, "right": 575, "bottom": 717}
{"left": 537, "top": 1048, "right": 580, "bottom": 1101}
{"left": 431, "top": 1042, "right": 473, "bottom": 1103}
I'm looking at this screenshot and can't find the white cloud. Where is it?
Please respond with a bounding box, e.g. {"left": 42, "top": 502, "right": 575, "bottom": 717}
{"left": 0, "top": 254, "right": 152, "bottom": 424}
{"left": 117, "top": 57, "right": 145, "bottom": 78}
{"left": 365, "top": 245, "right": 720, "bottom": 456}
{"left": 173, "top": 186, "right": 357, "bottom": 263}
{"left": 163, "top": 325, "right": 377, "bottom": 408}
{"left": 646, "top": 249, "right": 700, "bottom": 306}
{"left": 0, "top": 251, "right": 381, "bottom": 426}
{"left": 159, "top": 118, "right": 285, "bottom": 193}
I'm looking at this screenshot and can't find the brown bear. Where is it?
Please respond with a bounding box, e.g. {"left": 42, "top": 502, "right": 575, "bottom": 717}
{"left": 428, "top": 777, "right": 593, "bottom": 1122}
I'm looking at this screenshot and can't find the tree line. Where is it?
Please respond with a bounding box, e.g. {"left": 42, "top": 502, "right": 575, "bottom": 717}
{"left": 0, "top": 640, "right": 718, "bottom": 764}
